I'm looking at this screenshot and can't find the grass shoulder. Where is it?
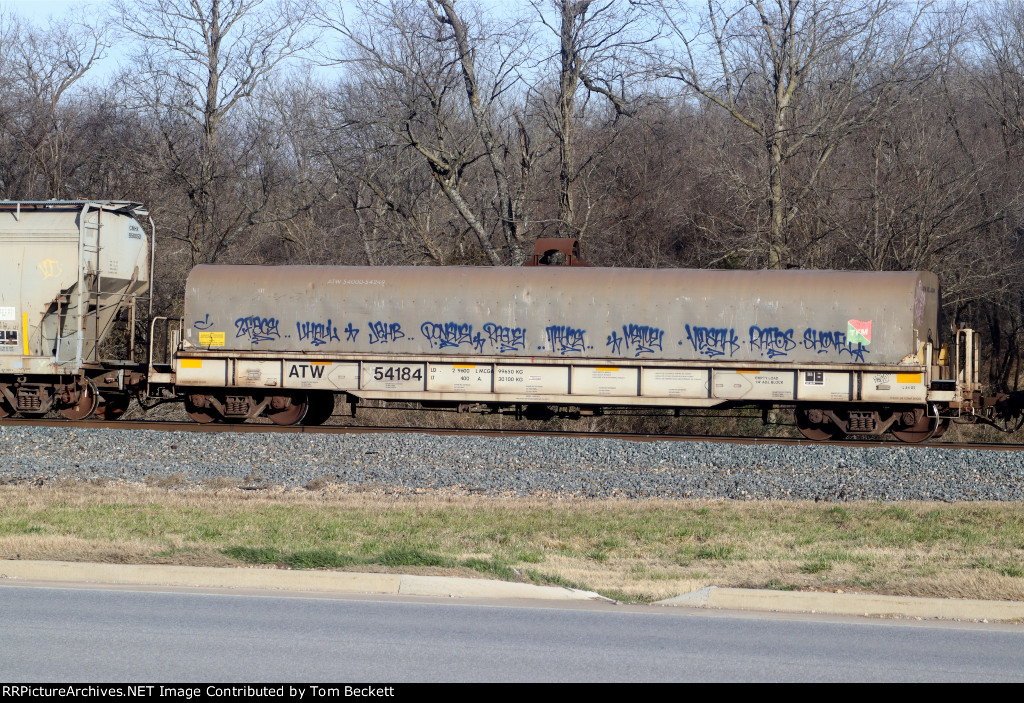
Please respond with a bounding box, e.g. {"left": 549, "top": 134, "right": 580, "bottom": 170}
{"left": 1, "top": 482, "right": 1022, "bottom": 603}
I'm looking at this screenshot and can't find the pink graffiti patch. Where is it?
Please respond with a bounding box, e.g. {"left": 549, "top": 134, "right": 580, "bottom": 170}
{"left": 847, "top": 319, "right": 871, "bottom": 345}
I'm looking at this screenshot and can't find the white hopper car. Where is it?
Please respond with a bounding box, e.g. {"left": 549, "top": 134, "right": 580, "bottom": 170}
{"left": 0, "top": 201, "right": 153, "bottom": 419}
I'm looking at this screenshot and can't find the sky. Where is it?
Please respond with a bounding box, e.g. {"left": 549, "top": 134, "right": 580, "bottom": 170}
{"left": 0, "top": 0, "right": 632, "bottom": 86}
{"left": 0, "top": 0, "right": 336, "bottom": 80}
{"left": 1, "top": 0, "right": 109, "bottom": 22}
{"left": 2, "top": 1, "right": 119, "bottom": 79}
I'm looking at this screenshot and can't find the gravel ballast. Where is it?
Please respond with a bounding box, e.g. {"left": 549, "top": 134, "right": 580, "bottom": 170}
{"left": 1, "top": 425, "right": 1022, "bottom": 501}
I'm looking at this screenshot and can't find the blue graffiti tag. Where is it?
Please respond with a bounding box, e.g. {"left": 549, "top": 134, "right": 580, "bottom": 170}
{"left": 607, "top": 325, "right": 665, "bottom": 356}
{"left": 344, "top": 322, "right": 359, "bottom": 342}
{"left": 483, "top": 323, "right": 527, "bottom": 353}
{"left": 296, "top": 319, "right": 341, "bottom": 347}
{"left": 624, "top": 324, "right": 664, "bottom": 356}
{"left": 803, "top": 329, "right": 869, "bottom": 362}
{"left": 546, "top": 325, "right": 587, "bottom": 355}
{"left": 421, "top": 322, "right": 486, "bottom": 353}
{"left": 367, "top": 321, "right": 405, "bottom": 345}
{"left": 606, "top": 330, "right": 624, "bottom": 355}
{"left": 748, "top": 326, "right": 796, "bottom": 359}
{"left": 234, "top": 316, "right": 280, "bottom": 344}
{"left": 685, "top": 324, "right": 740, "bottom": 358}
{"left": 194, "top": 313, "right": 213, "bottom": 330}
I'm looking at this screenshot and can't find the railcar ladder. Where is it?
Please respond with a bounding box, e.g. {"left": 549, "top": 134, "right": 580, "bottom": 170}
{"left": 76, "top": 203, "right": 104, "bottom": 366}
{"left": 955, "top": 328, "right": 983, "bottom": 409}
{"left": 67, "top": 201, "right": 154, "bottom": 368}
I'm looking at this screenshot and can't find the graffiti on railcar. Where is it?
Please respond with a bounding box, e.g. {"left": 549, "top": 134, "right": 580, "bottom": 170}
{"left": 367, "top": 321, "right": 405, "bottom": 345}
{"left": 545, "top": 325, "right": 588, "bottom": 354}
{"left": 37, "top": 258, "right": 62, "bottom": 279}
{"left": 803, "top": 328, "right": 869, "bottom": 362}
{"left": 296, "top": 319, "right": 341, "bottom": 347}
{"left": 421, "top": 322, "right": 486, "bottom": 353}
{"left": 234, "top": 316, "right": 281, "bottom": 343}
{"left": 483, "top": 323, "right": 527, "bottom": 353}
{"left": 748, "top": 326, "right": 796, "bottom": 359}
{"left": 607, "top": 324, "right": 665, "bottom": 357}
{"left": 624, "top": 324, "right": 665, "bottom": 355}
{"left": 606, "top": 330, "right": 623, "bottom": 355}
{"left": 684, "top": 324, "right": 740, "bottom": 358}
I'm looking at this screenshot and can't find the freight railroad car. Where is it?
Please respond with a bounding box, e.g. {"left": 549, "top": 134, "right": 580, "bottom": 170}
{"left": 0, "top": 201, "right": 153, "bottom": 420}
{"left": 173, "top": 261, "right": 979, "bottom": 442}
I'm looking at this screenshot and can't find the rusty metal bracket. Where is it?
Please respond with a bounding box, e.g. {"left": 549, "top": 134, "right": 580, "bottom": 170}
{"left": 523, "top": 238, "right": 589, "bottom": 266}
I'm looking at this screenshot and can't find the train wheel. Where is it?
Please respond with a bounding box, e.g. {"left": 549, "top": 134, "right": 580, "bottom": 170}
{"left": 58, "top": 379, "right": 98, "bottom": 420}
{"left": 302, "top": 392, "right": 335, "bottom": 426}
{"left": 95, "top": 393, "right": 132, "bottom": 421}
{"left": 891, "top": 408, "right": 940, "bottom": 443}
{"left": 266, "top": 394, "right": 308, "bottom": 426}
{"left": 795, "top": 407, "right": 842, "bottom": 441}
{"left": 185, "top": 394, "right": 218, "bottom": 424}
{"left": 0, "top": 392, "right": 12, "bottom": 418}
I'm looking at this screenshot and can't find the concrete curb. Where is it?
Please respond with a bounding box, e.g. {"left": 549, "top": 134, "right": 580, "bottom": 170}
{"left": 2, "top": 560, "right": 1021, "bottom": 621}
{"left": 0, "top": 559, "right": 604, "bottom": 602}
{"left": 657, "top": 586, "right": 1024, "bottom": 622}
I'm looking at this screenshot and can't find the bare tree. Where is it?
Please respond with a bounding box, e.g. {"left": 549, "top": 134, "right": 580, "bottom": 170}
{"left": 0, "top": 11, "right": 109, "bottom": 198}
{"left": 238, "top": 71, "right": 348, "bottom": 265}
{"left": 530, "top": 0, "right": 655, "bottom": 239}
{"left": 963, "top": 1, "right": 1024, "bottom": 390}
{"left": 429, "top": 0, "right": 539, "bottom": 262}
{"left": 0, "top": 11, "right": 28, "bottom": 197}
{"left": 653, "top": 0, "right": 933, "bottom": 269}
{"left": 975, "top": 1, "right": 1024, "bottom": 159}
{"left": 289, "top": 70, "right": 463, "bottom": 266}
{"left": 115, "top": 0, "right": 317, "bottom": 265}
{"left": 320, "top": 0, "right": 535, "bottom": 264}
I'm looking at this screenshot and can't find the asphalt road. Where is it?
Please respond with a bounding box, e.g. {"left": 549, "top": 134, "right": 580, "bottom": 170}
{"left": 1, "top": 585, "right": 1022, "bottom": 682}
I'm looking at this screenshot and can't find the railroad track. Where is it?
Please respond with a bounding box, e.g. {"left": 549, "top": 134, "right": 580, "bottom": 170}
{"left": 2, "top": 417, "right": 1021, "bottom": 451}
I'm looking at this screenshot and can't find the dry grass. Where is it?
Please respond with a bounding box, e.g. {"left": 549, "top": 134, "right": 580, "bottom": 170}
{"left": 1, "top": 482, "right": 1022, "bottom": 602}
